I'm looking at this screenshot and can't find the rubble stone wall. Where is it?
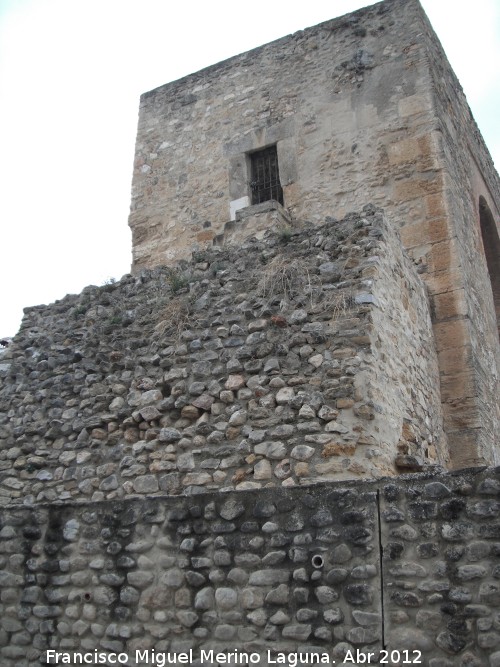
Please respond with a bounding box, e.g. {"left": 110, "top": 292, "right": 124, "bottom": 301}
{"left": 0, "top": 208, "right": 446, "bottom": 506}
{"left": 0, "top": 468, "right": 499, "bottom": 666}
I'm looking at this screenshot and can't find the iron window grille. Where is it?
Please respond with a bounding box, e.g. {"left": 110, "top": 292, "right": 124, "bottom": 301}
{"left": 249, "top": 146, "right": 284, "bottom": 205}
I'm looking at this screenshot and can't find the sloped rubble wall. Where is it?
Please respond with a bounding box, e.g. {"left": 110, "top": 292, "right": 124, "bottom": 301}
{"left": 0, "top": 208, "right": 445, "bottom": 506}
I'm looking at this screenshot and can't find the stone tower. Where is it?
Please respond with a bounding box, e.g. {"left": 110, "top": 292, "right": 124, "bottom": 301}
{"left": 129, "top": 0, "right": 500, "bottom": 469}
{"left": 0, "top": 0, "right": 500, "bottom": 665}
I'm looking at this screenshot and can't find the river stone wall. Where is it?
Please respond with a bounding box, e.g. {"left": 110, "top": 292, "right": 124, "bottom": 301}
{"left": 0, "top": 468, "right": 499, "bottom": 666}
{"left": 382, "top": 468, "right": 500, "bottom": 665}
{"left": 0, "top": 207, "right": 447, "bottom": 506}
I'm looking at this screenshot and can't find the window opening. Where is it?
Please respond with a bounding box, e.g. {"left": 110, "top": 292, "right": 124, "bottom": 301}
{"left": 250, "top": 146, "right": 283, "bottom": 205}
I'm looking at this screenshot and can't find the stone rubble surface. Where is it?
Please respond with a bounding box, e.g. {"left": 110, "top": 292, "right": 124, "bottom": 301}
{"left": 0, "top": 207, "right": 446, "bottom": 506}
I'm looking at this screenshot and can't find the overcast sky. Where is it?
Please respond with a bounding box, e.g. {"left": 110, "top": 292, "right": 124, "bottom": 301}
{"left": 1, "top": 0, "right": 499, "bottom": 337}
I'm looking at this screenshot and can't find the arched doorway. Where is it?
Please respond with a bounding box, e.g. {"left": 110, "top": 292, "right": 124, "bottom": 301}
{"left": 479, "top": 196, "right": 500, "bottom": 340}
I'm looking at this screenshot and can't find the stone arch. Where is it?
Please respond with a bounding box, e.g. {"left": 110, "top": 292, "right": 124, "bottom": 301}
{"left": 479, "top": 196, "right": 500, "bottom": 339}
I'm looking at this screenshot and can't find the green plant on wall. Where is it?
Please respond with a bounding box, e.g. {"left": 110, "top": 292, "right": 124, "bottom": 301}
{"left": 72, "top": 304, "right": 88, "bottom": 319}
{"left": 108, "top": 315, "right": 122, "bottom": 326}
{"left": 167, "top": 269, "right": 189, "bottom": 294}
{"left": 278, "top": 226, "right": 293, "bottom": 244}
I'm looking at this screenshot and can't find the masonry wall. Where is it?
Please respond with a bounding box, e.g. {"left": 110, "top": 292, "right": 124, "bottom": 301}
{"left": 129, "top": 0, "right": 438, "bottom": 270}
{"left": 1, "top": 467, "right": 499, "bottom": 666}
{"left": 0, "top": 208, "right": 446, "bottom": 506}
{"left": 398, "top": 4, "right": 500, "bottom": 470}
{"left": 127, "top": 0, "right": 500, "bottom": 468}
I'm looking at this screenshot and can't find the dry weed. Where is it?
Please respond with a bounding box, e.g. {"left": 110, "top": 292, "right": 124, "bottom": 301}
{"left": 152, "top": 296, "right": 197, "bottom": 343}
{"left": 321, "top": 289, "right": 356, "bottom": 321}
{"left": 256, "top": 256, "right": 320, "bottom": 309}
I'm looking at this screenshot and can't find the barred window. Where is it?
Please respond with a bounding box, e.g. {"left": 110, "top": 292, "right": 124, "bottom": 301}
{"left": 250, "top": 146, "right": 283, "bottom": 205}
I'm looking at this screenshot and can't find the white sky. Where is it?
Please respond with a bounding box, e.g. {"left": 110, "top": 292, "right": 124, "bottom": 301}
{"left": 0, "top": 0, "right": 499, "bottom": 336}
